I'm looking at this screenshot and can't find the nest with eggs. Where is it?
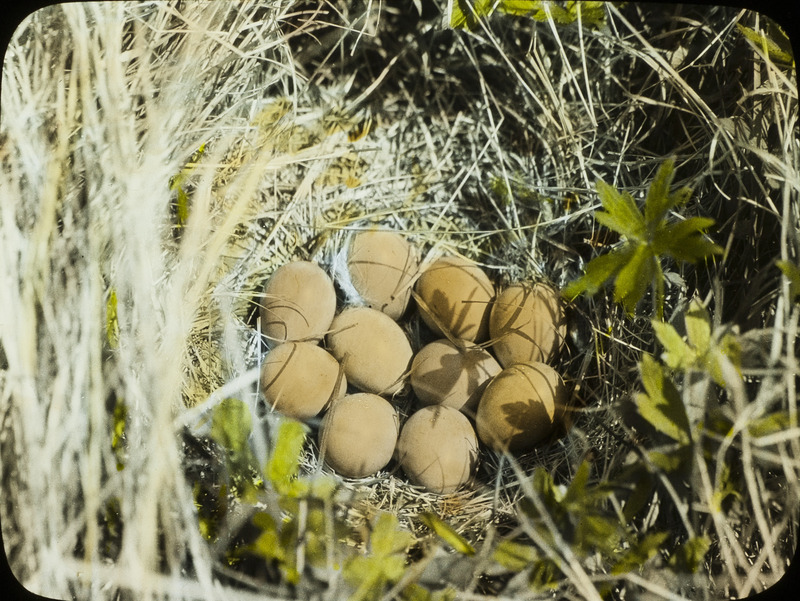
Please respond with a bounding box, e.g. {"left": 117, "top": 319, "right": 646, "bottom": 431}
{"left": 2, "top": 1, "right": 797, "bottom": 599}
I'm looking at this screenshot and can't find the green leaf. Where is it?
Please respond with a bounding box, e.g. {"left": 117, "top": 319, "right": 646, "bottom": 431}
{"left": 176, "top": 187, "right": 189, "bottom": 227}
{"left": 614, "top": 244, "right": 656, "bottom": 315}
{"left": 622, "top": 470, "right": 654, "bottom": 521}
{"left": 596, "top": 180, "right": 646, "bottom": 240}
{"left": 652, "top": 320, "right": 694, "bottom": 371}
{"left": 105, "top": 288, "right": 119, "bottom": 349}
{"left": 655, "top": 217, "right": 723, "bottom": 261}
{"left": 371, "top": 513, "right": 413, "bottom": 557}
{"left": 707, "top": 344, "right": 739, "bottom": 388}
{"left": 561, "top": 460, "right": 612, "bottom": 509}
{"left": 420, "top": 513, "right": 475, "bottom": 555}
{"left": 450, "top": 0, "right": 494, "bottom": 29}
{"left": 211, "top": 398, "right": 252, "bottom": 455}
{"left": 668, "top": 185, "right": 693, "bottom": 211}
{"left": 250, "top": 512, "right": 286, "bottom": 563}
{"left": 562, "top": 247, "right": 631, "bottom": 300}
{"left": 265, "top": 419, "right": 308, "bottom": 497}
{"left": 344, "top": 513, "right": 413, "bottom": 601}
{"left": 497, "top": 1, "right": 542, "bottom": 17}
{"left": 712, "top": 462, "right": 741, "bottom": 512}
{"left": 611, "top": 531, "right": 669, "bottom": 574}
{"left": 636, "top": 355, "right": 691, "bottom": 445}
{"left": 564, "top": 159, "right": 720, "bottom": 318}
{"left": 748, "top": 410, "right": 791, "bottom": 438}
{"left": 777, "top": 260, "right": 800, "bottom": 302}
{"left": 575, "top": 513, "right": 621, "bottom": 555}
{"left": 655, "top": 302, "right": 742, "bottom": 387}
{"left": 737, "top": 23, "right": 795, "bottom": 66}
{"left": 493, "top": 540, "right": 539, "bottom": 571}
{"left": 648, "top": 445, "right": 692, "bottom": 474}
{"left": 531, "top": 466, "right": 563, "bottom": 508}
{"left": 654, "top": 216, "right": 714, "bottom": 252}
{"left": 529, "top": 559, "right": 561, "bottom": 591}
{"left": 643, "top": 159, "right": 678, "bottom": 227}
{"left": 561, "top": 460, "right": 590, "bottom": 508}
{"left": 668, "top": 536, "right": 710, "bottom": 573}
{"left": 111, "top": 396, "right": 127, "bottom": 470}
{"left": 567, "top": 1, "right": 606, "bottom": 26}
{"left": 401, "top": 584, "right": 457, "bottom": 601}
{"left": 684, "top": 300, "right": 712, "bottom": 355}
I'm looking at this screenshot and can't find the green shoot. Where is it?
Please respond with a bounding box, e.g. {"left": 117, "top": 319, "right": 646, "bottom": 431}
{"left": 563, "top": 159, "right": 724, "bottom": 318}
{"left": 652, "top": 299, "right": 742, "bottom": 387}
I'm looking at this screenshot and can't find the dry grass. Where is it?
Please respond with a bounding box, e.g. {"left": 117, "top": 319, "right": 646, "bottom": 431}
{"left": 0, "top": 1, "right": 798, "bottom": 600}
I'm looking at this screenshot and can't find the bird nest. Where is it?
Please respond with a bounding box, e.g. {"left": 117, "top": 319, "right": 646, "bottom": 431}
{"left": 1, "top": 1, "right": 798, "bottom": 600}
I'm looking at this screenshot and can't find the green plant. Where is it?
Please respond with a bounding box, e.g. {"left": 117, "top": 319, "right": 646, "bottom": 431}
{"left": 776, "top": 259, "right": 800, "bottom": 302}
{"left": 168, "top": 142, "right": 206, "bottom": 229}
{"left": 563, "top": 160, "right": 724, "bottom": 318}
{"left": 343, "top": 512, "right": 414, "bottom": 601}
{"left": 737, "top": 21, "right": 794, "bottom": 69}
{"left": 652, "top": 299, "right": 742, "bottom": 388}
{"left": 450, "top": 0, "right": 607, "bottom": 31}
{"left": 105, "top": 287, "right": 119, "bottom": 349}
{"left": 245, "top": 419, "right": 343, "bottom": 584}
{"left": 110, "top": 396, "right": 127, "bottom": 471}
{"left": 209, "top": 398, "right": 262, "bottom": 500}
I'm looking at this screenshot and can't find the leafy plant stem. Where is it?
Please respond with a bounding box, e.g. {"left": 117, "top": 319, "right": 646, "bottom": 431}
{"left": 510, "top": 459, "right": 604, "bottom": 601}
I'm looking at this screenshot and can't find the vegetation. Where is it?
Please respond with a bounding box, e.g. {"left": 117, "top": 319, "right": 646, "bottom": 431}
{"left": 0, "top": 2, "right": 797, "bottom": 601}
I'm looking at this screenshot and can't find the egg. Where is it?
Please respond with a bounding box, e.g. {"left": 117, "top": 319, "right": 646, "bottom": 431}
{"left": 326, "top": 306, "right": 413, "bottom": 395}
{"left": 414, "top": 255, "right": 495, "bottom": 342}
{"left": 347, "top": 230, "right": 419, "bottom": 320}
{"left": 476, "top": 361, "right": 567, "bottom": 453}
{"left": 259, "top": 260, "right": 337, "bottom": 347}
{"left": 489, "top": 282, "right": 566, "bottom": 368}
{"left": 318, "top": 393, "right": 399, "bottom": 478}
{"left": 410, "top": 339, "right": 501, "bottom": 412}
{"left": 260, "top": 342, "right": 347, "bottom": 420}
{"left": 395, "top": 405, "right": 479, "bottom": 494}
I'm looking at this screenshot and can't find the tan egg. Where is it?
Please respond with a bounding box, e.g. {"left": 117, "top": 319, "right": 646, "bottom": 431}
{"left": 489, "top": 282, "right": 566, "bottom": 368}
{"left": 395, "top": 405, "right": 479, "bottom": 494}
{"left": 347, "top": 230, "right": 419, "bottom": 320}
{"left": 410, "top": 339, "right": 501, "bottom": 412}
{"left": 318, "top": 393, "right": 399, "bottom": 478}
{"left": 260, "top": 342, "right": 347, "bottom": 420}
{"left": 414, "top": 255, "right": 495, "bottom": 342}
{"left": 476, "top": 361, "right": 567, "bottom": 453}
{"left": 259, "top": 261, "right": 337, "bottom": 347}
{"left": 326, "top": 307, "right": 413, "bottom": 395}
